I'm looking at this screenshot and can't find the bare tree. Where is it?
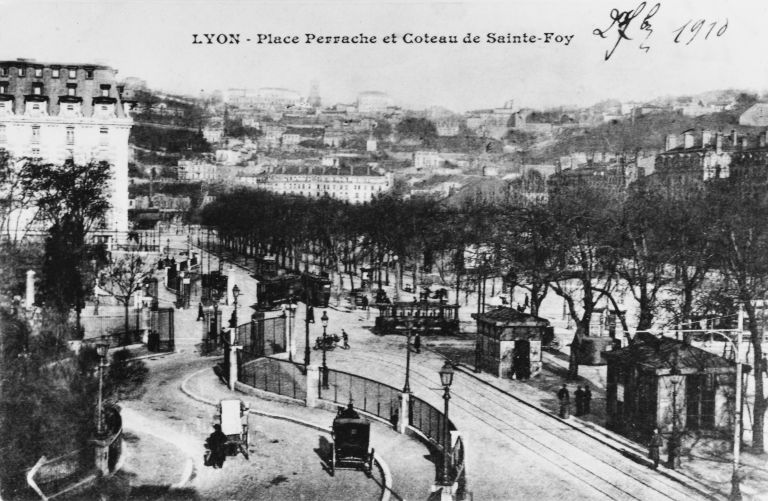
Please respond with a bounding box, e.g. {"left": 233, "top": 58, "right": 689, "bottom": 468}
{"left": 101, "top": 254, "right": 153, "bottom": 345}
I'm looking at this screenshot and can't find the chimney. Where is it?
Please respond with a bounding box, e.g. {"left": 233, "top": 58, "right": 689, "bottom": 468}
{"left": 350, "top": 164, "right": 354, "bottom": 176}
{"left": 665, "top": 134, "right": 677, "bottom": 151}
{"left": 742, "top": 137, "right": 749, "bottom": 150}
{"left": 367, "top": 165, "right": 371, "bottom": 175}
{"left": 715, "top": 133, "right": 723, "bottom": 154}
{"left": 701, "top": 130, "right": 712, "bottom": 147}
{"left": 731, "top": 129, "right": 738, "bottom": 148}
{"left": 683, "top": 131, "right": 694, "bottom": 149}
{"left": 762, "top": 130, "right": 768, "bottom": 148}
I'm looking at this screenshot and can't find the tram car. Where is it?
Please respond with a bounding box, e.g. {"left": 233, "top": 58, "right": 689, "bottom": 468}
{"left": 254, "top": 273, "right": 302, "bottom": 309}
{"left": 375, "top": 301, "right": 461, "bottom": 335}
{"left": 330, "top": 403, "right": 374, "bottom": 476}
{"left": 301, "top": 272, "right": 331, "bottom": 308}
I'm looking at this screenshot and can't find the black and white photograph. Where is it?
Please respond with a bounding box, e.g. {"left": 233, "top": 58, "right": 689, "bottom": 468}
{"left": 1, "top": 0, "right": 768, "bottom": 499}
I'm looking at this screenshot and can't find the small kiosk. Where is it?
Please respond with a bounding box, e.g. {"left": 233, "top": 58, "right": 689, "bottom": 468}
{"left": 604, "top": 333, "right": 745, "bottom": 440}
{"left": 474, "top": 307, "right": 554, "bottom": 380}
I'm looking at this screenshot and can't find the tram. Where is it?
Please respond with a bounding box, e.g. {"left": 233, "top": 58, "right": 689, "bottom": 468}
{"left": 374, "top": 301, "right": 461, "bottom": 335}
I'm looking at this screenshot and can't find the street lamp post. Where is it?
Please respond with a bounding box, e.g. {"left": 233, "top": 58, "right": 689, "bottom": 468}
{"left": 403, "top": 319, "right": 413, "bottom": 393}
{"left": 321, "top": 311, "right": 329, "bottom": 388}
{"left": 95, "top": 339, "right": 110, "bottom": 436}
{"left": 439, "top": 360, "right": 455, "bottom": 487}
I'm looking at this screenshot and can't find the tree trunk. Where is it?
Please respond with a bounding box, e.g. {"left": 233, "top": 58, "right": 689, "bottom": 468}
{"left": 123, "top": 300, "right": 131, "bottom": 346}
{"left": 636, "top": 285, "right": 654, "bottom": 331}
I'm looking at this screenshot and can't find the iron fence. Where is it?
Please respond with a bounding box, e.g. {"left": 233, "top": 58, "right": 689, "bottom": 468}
{"left": 409, "top": 395, "right": 454, "bottom": 450}
{"left": 319, "top": 369, "right": 400, "bottom": 422}
{"left": 238, "top": 353, "right": 307, "bottom": 400}
{"left": 237, "top": 316, "right": 287, "bottom": 358}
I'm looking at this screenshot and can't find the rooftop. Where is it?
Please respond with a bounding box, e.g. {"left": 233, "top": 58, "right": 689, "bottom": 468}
{"left": 474, "top": 307, "right": 550, "bottom": 326}
{"left": 603, "top": 333, "right": 744, "bottom": 375}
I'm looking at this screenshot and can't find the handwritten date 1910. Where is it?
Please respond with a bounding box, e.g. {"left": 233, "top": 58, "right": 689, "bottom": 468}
{"left": 673, "top": 19, "right": 728, "bottom": 45}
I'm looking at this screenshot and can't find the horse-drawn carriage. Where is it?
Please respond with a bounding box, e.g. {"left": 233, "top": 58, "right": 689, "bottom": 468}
{"left": 329, "top": 404, "right": 374, "bottom": 476}
{"left": 313, "top": 334, "right": 343, "bottom": 351}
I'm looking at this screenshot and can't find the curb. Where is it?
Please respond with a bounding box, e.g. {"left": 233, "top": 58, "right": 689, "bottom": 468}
{"left": 452, "top": 363, "right": 724, "bottom": 501}
{"left": 180, "top": 367, "right": 394, "bottom": 501}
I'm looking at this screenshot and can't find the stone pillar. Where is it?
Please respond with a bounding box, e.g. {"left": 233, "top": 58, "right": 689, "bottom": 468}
{"left": 25, "top": 270, "right": 35, "bottom": 309}
{"left": 228, "top": 328, "right": 239, "bottom": 391}
{"left": 226, "top": 266, "right": 235, "bottom": 305}
{"left": 305, "top": 365, "right": 320, "bottom": 408}
{"left": 140, "top": 307, "right": 151, "bottom": 344}
{"left": 93, "top": 437, "right": 110, "bottom": 475}
{"left": 398, "top": 392, "right": 410, "bottom": 434}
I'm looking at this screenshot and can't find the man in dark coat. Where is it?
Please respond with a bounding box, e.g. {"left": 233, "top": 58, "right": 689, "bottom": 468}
{"left": 197, "top": 302, "right": 204, "bottom": 321}
{"left": 557, "top": 384, "right": 570, "bottom": 418}
{"left": 649, "top": 428, "right": 663, "bottom": 469}
{"left": 206, "top": 424, "right": 228, "bottom": 468}
{"left": 413, "top": 332, "right": 421, "bottom": 353}
{"left": 574, "top": 386, "right": 585, "bottom": 416}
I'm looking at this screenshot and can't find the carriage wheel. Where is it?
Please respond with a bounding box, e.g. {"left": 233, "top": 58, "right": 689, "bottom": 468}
{"left": 243, "top": 430, "right": 250, "bottom": 460}
{"left": 330, "top": 444, "right": 336, "bottom": 477}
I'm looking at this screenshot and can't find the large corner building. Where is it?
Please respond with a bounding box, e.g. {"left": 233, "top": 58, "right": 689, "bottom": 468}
{"left": 0, "top": 58, "right": 132, "bottom": 233}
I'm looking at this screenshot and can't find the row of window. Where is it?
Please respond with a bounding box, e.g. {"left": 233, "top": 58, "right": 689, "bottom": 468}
{"left": 281, "top": 183, "right": 384, "bottom": 191}
{"left": 0, "top": 82, "right": 110, "bottom": 97}
{"left": 0, "top": 125, "right": 110, "bottom": 144}
{"left": 0, "top": 66, "right": 95, "bottom": 80}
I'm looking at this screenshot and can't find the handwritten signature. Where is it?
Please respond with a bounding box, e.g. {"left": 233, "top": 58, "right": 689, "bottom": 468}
{"left": 592, "top": 2, "right": 660, "bottom": 60}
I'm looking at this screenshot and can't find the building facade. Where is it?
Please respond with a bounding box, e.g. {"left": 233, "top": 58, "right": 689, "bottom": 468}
{"left": 254, "top": 164, "right": 392, "bottom": 203}
{"left": 177, "top": 159, "right": 218, "bottom": 181}
{"left": 356, "top": 91, "right": 394, "bottom": 115}
{"left": 0, "top": 58, "right": 132, "bottom": 233}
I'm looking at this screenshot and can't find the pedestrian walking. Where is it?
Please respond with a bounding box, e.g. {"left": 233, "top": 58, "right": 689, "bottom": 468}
{"left": 361, "top": 296, "right": 368, "bottom": 310}
{"left": 648, "top": 428, "right": 663, "bottom": 469}
{"left": 557, "top": 384, "right": 570, "bottom": 419}
{"left": 197, "top": 302, "right": 204, "bottom": 321}
{"left": 390, "top": 408, "right": 399, "bottom": 430}
{"left": 583, "top": 386, "right": 592, "bottom": 414}
{"left": 206, "top": 424, "right": 228, "bottom": 468}
{"left": 413, "top": 332, "right": 421, "bottom": 353}
{"left": 342, "top": 329, "right": 349, "bottom": 349}
{"left": 574, "top": 386, "right": 585, "bottom": 416}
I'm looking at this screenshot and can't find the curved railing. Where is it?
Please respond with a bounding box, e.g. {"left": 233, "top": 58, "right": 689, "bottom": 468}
{"left": 321, "top": 368, "right": 401, "bottom": 423}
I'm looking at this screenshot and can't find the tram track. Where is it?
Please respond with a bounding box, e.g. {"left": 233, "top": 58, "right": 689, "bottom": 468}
{"left": 338, "top": 349, "right": 712, "bottom": 501}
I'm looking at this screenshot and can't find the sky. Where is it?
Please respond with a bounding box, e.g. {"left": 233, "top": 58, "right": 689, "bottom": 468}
{"left": 1, "top": 0, "right": 767, "bottom": 112}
